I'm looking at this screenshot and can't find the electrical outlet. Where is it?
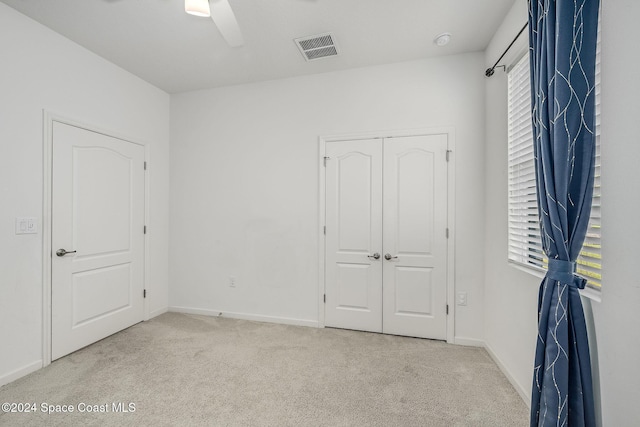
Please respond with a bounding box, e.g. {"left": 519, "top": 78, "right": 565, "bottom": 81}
{"left": 456, "top": 292, "right": 468, "bottom": 306}
{"left": 229, "top": 276, "right": 236, "bottom": 288}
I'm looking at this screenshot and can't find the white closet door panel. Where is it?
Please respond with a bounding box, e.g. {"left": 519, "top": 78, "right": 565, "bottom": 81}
{"left": 324, "top": 139, "right": 383, "bottom": 333}
{"left": 382, "top": 134, "right": 448, "bottom": 339}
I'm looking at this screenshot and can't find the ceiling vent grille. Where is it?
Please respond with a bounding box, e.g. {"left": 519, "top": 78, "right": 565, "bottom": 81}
{"left": 294, "top": 33, "right": 339, "bottom": 61}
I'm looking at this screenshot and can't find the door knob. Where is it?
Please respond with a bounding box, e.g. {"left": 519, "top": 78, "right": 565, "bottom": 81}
{"left": 384, "top": 253, "right": 398, "bottom": 260}
{"left": 368, "top": 253, "right": 380, "bottom": 260}
{"left": 56, "top": 248, "right": 77, "bottom": 257}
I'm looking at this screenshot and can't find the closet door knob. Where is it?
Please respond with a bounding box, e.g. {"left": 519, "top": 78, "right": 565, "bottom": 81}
{"left": 56, "top": 248, "right": 77, "bottom": 257}
{"left": 384, "top": 253, "right": 398, "bottom": 260}
{"left": 368, "top": 253, "right": 380, "bottom": 260}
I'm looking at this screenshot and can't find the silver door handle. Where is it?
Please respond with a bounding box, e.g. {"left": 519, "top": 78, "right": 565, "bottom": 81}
{"left": 368, "top": 253, "right": 380, "bottom": 260}
{"left": 384, "top": 253, "right": 398, "bottom": 260}
{"left": 56, "top": 248, "right": 77, "bottom": 257}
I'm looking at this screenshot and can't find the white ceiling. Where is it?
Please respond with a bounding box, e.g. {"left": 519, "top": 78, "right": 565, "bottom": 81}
{"left": 1, "top": 0, "right": 514, "bottom": 94}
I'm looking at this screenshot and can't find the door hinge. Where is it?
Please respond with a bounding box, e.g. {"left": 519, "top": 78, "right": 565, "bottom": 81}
{"left": 446, "top": 228, "right": 449, "bottom": 238}
{"left": 323, "top": 294, "right": 326, "bottom": 303}
{"left": 143, "top": 289, "right": 147, "bottom": 298}
{"left": 144, "top": 225, "right": 147, "bottom": 234}
{"left": 446, "top": 150, "right": 452, "bottom": 162}
{"left": 323, "top": 156, "right": 330, "bottom": 167}
{"left": 446, "top": 304, "right": 449, "bottom": 315}
{"left": 323, "top": 225, "right": 326, "bottom": 235}
{"left": 144, "top": 161, "right": 147, "bottom": 170}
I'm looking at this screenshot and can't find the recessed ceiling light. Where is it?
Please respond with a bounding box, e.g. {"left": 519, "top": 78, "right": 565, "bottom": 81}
{"left": 434, "top": 33, "right": 452, "bottom": 47}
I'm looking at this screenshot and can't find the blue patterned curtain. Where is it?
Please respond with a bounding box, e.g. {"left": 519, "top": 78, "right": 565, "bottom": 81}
{"left": 528, "top": 1, "right": 599, "bottom": 426}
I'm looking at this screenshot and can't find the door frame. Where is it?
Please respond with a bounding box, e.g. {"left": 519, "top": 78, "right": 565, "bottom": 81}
{"left": 317, "top": 127, "right": 456, "bottom": 344}
{"left": 41, "top": 111, "right": 149, "bottom": 367}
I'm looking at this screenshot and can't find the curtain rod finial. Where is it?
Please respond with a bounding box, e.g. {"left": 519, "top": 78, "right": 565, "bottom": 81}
{"left": 485, "top": 68, "right": 495, "bottom": 77}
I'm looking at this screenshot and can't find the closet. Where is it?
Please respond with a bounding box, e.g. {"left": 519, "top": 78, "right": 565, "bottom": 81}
{"left": 324, "top": 134, "right": 449, "bottom": 339}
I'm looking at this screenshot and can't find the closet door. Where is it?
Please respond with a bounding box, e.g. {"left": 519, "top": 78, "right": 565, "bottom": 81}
{"left": 382, "top": 135, "right": 448, "bottom": 339}
{"left": 324, "top": 139, "right": 383, "bottom": 333}
{"left": 323, "top": 133, "right": 449, "bottom": 340}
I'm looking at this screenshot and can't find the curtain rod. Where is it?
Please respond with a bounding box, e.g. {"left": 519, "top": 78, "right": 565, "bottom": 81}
{"left": 485, "top": 23, "right": 528, "bottom": 77}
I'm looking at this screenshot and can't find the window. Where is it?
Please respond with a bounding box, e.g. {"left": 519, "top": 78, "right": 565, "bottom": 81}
{"left": 507, "top": 36, "right": 601, "bottom": 289}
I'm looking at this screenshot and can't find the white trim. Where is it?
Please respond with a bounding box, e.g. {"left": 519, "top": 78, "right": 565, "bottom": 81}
{"left": 509, "top": 260, "right": 546, "bottom": 280}
{"left": 168, "top": 306, "right": 319, "bottom": 328}
{"left": 149, "top": 306, "right": 169, "bottom": 319}
{"left": 318, "top": 126, "right": 456, "bottom": 344}
{"left": 509, "top": 261, "right": 602, "bottom": 302}
{"left": 320, "top": 126, "right": 456, "bottom": 143}
{"left": 42, "top": 111, "right": 53, "bottom": 368}
{"left": 0, "top": 360, "right": 42, "bottom": 387}
{"left": 504, "top": 34, "right": 529, "bottom": 73}
{"left": 453, "top": 337, "right": 484, "bottom": 347}
{"left": 143, "top": 143, "right": 151, "bottom": 321}
{"left": 580, "top": 286, "right": 602, "bottom": 303}
{"left": 317, "top": 139, "right": 326, "bottom": 328}
{"left": 484, "top": 342, "right": 530, "bottom": 406}
{"left": 41, "top": 111, "right": 149, "bottom": 366}
{"left": 445, "top": 128, "right": 456, "bottom": 345}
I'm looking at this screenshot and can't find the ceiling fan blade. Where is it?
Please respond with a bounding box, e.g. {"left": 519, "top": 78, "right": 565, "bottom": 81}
{"left": 210, "top": 0, "right": 244, "bottom": 47}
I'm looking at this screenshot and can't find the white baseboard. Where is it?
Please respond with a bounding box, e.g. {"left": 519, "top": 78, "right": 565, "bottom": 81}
{"left": 484, "top": 342, "right": 530, "bottom": 406}
{"left": 168, "top": 306, "right": 319, "bottom": 328}
{"left": 149, "top": 306, "right": 168, "bottom": 319}
{"left": 453, "top": 337, "right": 484, "bottom": 347}
{"left": 0, "top": 360, "right": 42, "bottom": 387}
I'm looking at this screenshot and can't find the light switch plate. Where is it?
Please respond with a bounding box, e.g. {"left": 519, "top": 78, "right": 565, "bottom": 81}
{"left": 456, "top": 292, "right": 468, "bottom": 306}
{"left": 15, "top": 217, "right": 38, "bottom": 234}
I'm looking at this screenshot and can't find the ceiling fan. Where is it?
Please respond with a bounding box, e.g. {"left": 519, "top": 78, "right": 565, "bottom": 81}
{"left": 185, "top": 0, "right": 244, "bottom": 47}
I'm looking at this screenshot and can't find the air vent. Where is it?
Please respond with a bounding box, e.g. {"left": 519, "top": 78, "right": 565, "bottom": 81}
{"left": 294, "top": 33, "right": 339, "bottom": 61}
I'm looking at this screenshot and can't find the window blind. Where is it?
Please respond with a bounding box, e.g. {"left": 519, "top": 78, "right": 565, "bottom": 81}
{"left": 507, "top": 54, "right": 544, "bottom": 271}
{"left": 576, "top": 25, "right": 602, "bottom": 288}
{"left": 506, "top": 35, "right": 602, "bottom": 289}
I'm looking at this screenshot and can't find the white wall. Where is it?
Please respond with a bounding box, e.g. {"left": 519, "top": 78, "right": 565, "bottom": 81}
{"left": 595, "top": 0, "right": 640, "bottom": 424}
{"left": 0, "top": 4, "right": 170, "bottom": 386}
{"left": 483, "top": 0, "right": 538, "bottom": 402}
{"left": 484, "top": 0, "right": 640, "bottom": 425}
{"left": 170, "top": 53, "right": 487, "bottom": 343}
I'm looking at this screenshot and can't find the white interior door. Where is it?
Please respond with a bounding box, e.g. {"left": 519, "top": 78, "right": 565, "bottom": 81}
{"left": 382, "top": 135, "right": 448, "bottom": 339}
{"left": 324, "top": 139, "right": 383, "bottom": 333}
{"left": 324, "top": 134, "right": 449, "bottom": 340}
{"left": 52, "top": 121, "right": 145, "bottom": 360}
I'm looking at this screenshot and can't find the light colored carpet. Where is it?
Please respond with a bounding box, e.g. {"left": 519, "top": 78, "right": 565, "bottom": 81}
{"left": 0, "top": 313, "right": 528, "bottom": 426}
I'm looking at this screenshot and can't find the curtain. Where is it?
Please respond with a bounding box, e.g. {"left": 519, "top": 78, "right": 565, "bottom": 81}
{"left": 527, "top": 1, "right": 600, "bottom": 426}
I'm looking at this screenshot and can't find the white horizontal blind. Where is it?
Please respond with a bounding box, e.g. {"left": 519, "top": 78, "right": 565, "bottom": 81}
{"left": 507, "top": 54, "right": 544, "bottom": 270}
{"left": 506, "top": 37, "right": 602, "bottom": 289}
{"left": 576, "top": 22, "right": 602, "bottom": 288}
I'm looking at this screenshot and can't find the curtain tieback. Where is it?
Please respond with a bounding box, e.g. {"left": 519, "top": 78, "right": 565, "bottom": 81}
{"left": 546, "top": 259, "right": 587, "bottom": 289}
